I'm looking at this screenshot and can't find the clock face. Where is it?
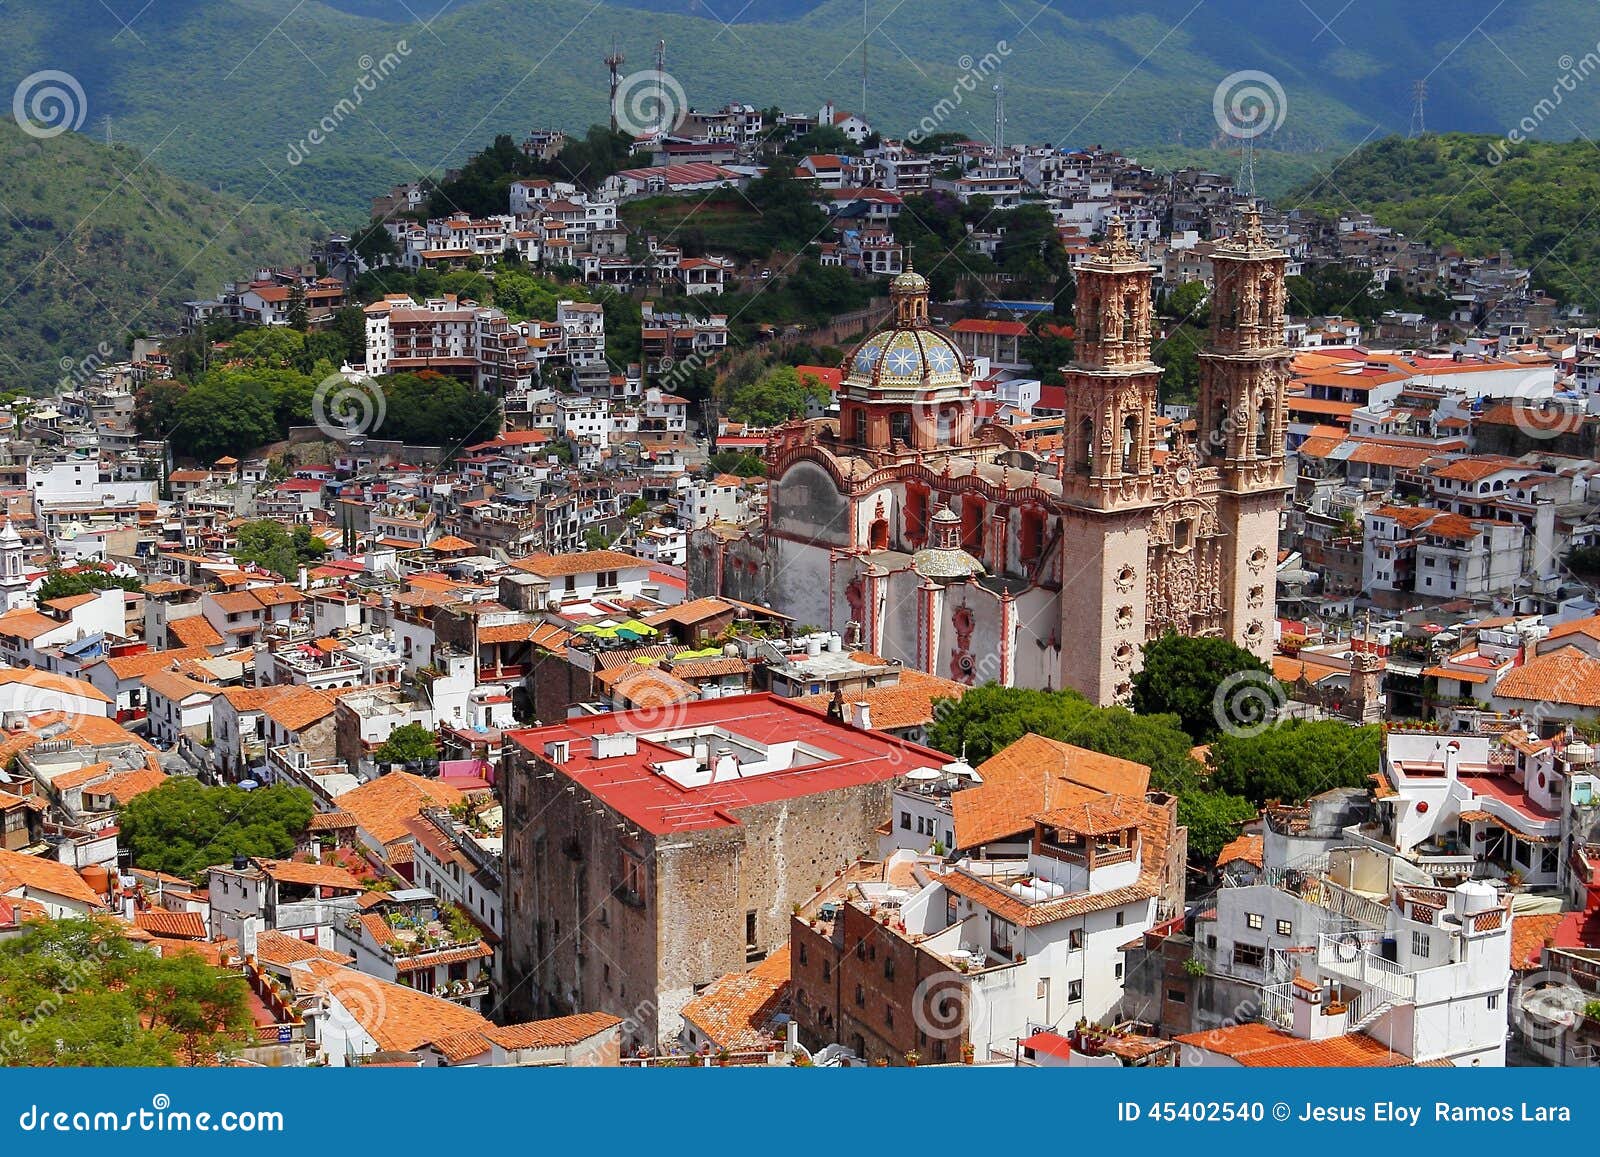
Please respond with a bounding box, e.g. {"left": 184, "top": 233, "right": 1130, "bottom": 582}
{"left": 1175, "top": 465, "right": 1193, "bottom": 487}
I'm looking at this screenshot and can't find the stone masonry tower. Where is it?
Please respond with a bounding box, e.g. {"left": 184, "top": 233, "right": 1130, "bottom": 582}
{"left": 1195, "top": 208, "right": 1290, "bottom": 663}
{"left": 1057, "top": 215, "right": 1163, "bottom": 702}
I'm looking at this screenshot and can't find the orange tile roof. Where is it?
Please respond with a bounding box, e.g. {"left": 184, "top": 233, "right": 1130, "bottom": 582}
{"left": 953, "top": 734, "right": 1151, "bottom": 848}
{"left": 0, "top": 609, "right": 66, "bottom": 640}
{"left": 92, "top": 768, "right": 168, "bottom": 805}
{"left": 254, "top": 930, "right": 354, "bottom": 969}
{"left": 1510, "top": 912, "right": 1564, "bottom": 972}
{"left": 169, "top": 617, "right": 225, "bottom": 648}
{"left": 262, "top": 686, "right": 339, "bottom": 732}
{"left": 0, "top": 668, "right": 111, "bottom": 703}
{"left": 102, "top": 646, "right": 211, "bottom": 679}
{"left": 1494, "top": 646, "right": 1600, "bottom": 709}
{"left": 797, "top": 667, "right": 969, "bottom": 731}
{"left": 298, "top": 960, "right": 492, "bottom": 1055}
{"left": 337, "top": 772, "right": 466, "bottom": 846}
{"left": 1217, "top": 833, "right": 1264, "bottom": 870}
{"left": 1543, "top": 614, "right": 1600, "bottom": 645}
{"left": 133, "top": 909, "right": 207, "bottom": 939}
{"left": 1034, "top": 787, "right": 1147, "bottom": 836}
{"left": 0, "top": 848, "right": 107, "bottom": 909}
{"left": 679, "top": 944, "right": 790, "bottom": 1050}
{"left": 426, "top": 535, "right": 476, "bottom": 552}
{"left": 511, "top": 549, "right": 647, "bottom": 578}
{"left": 1175, "top": 1024, "right": 1412, "bottom": 1067}
{"left": 941, "top": 870, "right": 1154, "bottom": 928}
{"left": 1431, "top": 456, "right": 1522, "bottom": 483}
{"left": 485, "top": 1012, "right": 623, "bottom": 1051}
{"left": 252, "top": 858, "right": 366, "bottom": 891}
{"left": 1273, "top": 655, "right": 1344, "bottom": 685}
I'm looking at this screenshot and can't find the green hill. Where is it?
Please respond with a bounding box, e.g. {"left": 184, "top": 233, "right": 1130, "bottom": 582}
{"left": 1287, "top": 133, "right": 1600, "bottom": 308}
{"left": 13, "top": 0, "right": 1595, "bottom": 221}
{"left": 0, "top": 119, "right": 312, "bottom": 393}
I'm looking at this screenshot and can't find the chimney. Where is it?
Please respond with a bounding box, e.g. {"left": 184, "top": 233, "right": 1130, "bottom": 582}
{"left": 1443, "top": 739, "right": 1460, "bottom": 785}
{"left": 850, "top": 701, "right": 873, "bottom": 731}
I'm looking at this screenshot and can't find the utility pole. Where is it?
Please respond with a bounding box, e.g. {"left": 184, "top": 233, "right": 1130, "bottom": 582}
{"left": 860, "top": 0, "right": 868, "bottom": 121}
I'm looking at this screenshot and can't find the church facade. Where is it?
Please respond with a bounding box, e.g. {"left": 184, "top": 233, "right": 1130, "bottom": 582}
{"left": 691, "top": 212, "right": 1288, "bottom": 705}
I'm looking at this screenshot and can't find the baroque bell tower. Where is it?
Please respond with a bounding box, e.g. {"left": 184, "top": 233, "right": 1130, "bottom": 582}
{"left": 1057, "top": 215, "right": 1163, "bottom": 704}
{"left": 1195, "top": 208, "right": 1290, "bottom": 662}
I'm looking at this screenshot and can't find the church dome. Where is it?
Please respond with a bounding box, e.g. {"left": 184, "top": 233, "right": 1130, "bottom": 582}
{"left": 889, "top": 267, "right": 929, "bottom": 296}
{"left": 846, "top": 326, "right": 967, "bottom": 390}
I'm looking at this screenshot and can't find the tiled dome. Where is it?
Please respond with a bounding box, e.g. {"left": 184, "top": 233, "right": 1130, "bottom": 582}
{"left": 846, "top": 326, "right": 967, "bottom": 390}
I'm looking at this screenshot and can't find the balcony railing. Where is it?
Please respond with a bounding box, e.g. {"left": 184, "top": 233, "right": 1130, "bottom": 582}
{"left": 1316, "top": 933, "right": 1416, "bottom": 1002}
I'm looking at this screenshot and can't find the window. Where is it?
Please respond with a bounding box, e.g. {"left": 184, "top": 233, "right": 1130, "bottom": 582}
{"left": 1488, "top": 993, "right": 1500, "bottom": 1010}
{"left": 884, "top": 1004, "right": 894, "bottom": 1028}
{"left": 1411, "top": 931, "right": 1430, "bottom": 959}
{"left": 900, "top": 811, "right": 912, "bottom": 831}
{"left": 1114, "top": 962, "right": 1124, "bottom": 980}
{"left": 854, "top": 983, "right": 864, "bottom": 1007}
{"left": 1276, "top": 919, "right": 1293, "bottom": 937}
{"left": 1246, "top": 912, "right": 1263, "bottom": 930}
{"left": 1068, "top": 979, "right": 1083, "bottom": 1003}
{"left": 1167, "top": 988, "right": 1187, "bottom": 1005}
{"left": 1069, "top": 928, "right": 1084, "bottom": 951}
{"left": 884, "top": 956, "right": 895, "bottom": 980}
{"left": 798, "top": 944, "right": 807, "bottom": 966}
{"left": 822, "top": 960, "right": 830, "bottom": 981}
{"left": 745, "top": 910, "right": 758, "bottom": 950}
{"left": 1115, "top": 910, "right": 1125, "bottom": 927}
{"left": 1233, "top": 943, "right": 1266, "bottom": 969}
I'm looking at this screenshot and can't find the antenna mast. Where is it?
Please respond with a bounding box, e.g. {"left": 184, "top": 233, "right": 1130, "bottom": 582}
{"left": 993, "top": 73, "right": 1005, "bottom": 158}
{"left": 860, "top": 0, "right": 868, "bottom": 122}
{"left": 605, "top": 38, "right": 625, "bottom": 132}
{"left": 655, "top": 39, "right": 668, "bottom": 136}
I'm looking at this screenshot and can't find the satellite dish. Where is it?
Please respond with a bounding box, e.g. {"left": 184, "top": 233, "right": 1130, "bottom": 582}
{"left": 1336, "top": 935, "right": 1360, "bottom": 962}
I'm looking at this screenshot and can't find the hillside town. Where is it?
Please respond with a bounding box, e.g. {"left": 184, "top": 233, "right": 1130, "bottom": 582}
{"left": 5, "top": 89, "right": 1600, "bottom": 1073}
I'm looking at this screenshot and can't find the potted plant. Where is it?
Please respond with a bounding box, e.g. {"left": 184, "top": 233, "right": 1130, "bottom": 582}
{"left": 960, "top": 1041, "right": 975, "bottom": 1065}
{"left": 903, "top": 1050, "right": 921, "bottom": 1066}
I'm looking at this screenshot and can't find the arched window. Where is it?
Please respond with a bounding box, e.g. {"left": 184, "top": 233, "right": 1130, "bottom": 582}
{"left": 1077, "top": 417, "right": 1095, "bottom": 475}
{"left": 889, "top": 411, "right": 912, "bottom": 447}
{"left": 961, "top": 499, "right": 985, "bottom": 557}
{"left": 1255, "top": 401, "right": 1274, "bottom": 458}
{"left": 1122, "top": 414, "right": 1140, "bottom": 473}
{"left": 869, "top": 518, "right": 889, "bottom": 552}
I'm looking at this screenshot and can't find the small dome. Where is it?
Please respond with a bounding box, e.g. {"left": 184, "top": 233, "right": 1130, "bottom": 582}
{"left": 911, "top": 543, "right": 986, "bottom": 582}
{"left": 890, "top": 267, "right": 929, "bottom": 295}
{"left": 846, "top": 327, "right": 966, "bottom": 390}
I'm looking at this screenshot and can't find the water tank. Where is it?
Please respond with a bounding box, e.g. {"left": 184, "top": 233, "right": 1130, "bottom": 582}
{"left": 1566, "top": 741, "right": 1595, "bottom": 767}
{"left": 1453, "top": 879, "right": 1499, "bottom": 918}
{"left": 826, "top": 633, "right": 842, "bottom": 653}
{"left": 806, "top": 637, "right": 823, "bottom": 656}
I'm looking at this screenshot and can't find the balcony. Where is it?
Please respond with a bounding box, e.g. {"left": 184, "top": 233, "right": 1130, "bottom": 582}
{"left": 1316, "top": 932, "right": 1416, "bottom": 1002}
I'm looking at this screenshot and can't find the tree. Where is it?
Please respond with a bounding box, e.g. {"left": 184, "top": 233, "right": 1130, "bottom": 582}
{"left": 1207, "top": 721, "right": 1382, "bottom": 807}
{"left": 119, "top": 779, "right": 315, "bottom": 881}
{"left": 233, "top": 519, "right": 327, "bottom": 580}
{"left": 707, "top": 450, "right": 766, "bottom": 477}
{"left": 381, "top": 372, "right": 501, "bottom": 447}
{"left": 34, "top": 567, "right": 142, "bottom": 607}
{"left": 924, "top": 682, "right": 1254, "bottom": 862}
{"left": 1131, "top": 634, "right": 1275, "bottom": 742}
{"left": 165, "top": 371, "right": 279, "bottom": 462}
{"left": 0, "top": 918, "right": 251, "bottom": 1066}
{"left": 727, "top": 365, "right": 830, "bottom": 426}
{"left": 374, "top": 722, "right": 439, "bottom": 767}
{"left": 744, "top": 160, "right": 827, "bottom": 253}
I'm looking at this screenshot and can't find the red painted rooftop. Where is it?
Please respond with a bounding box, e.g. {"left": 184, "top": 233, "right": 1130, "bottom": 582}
{"left": 507, "top": 693, "right": 951, "bottom": 835}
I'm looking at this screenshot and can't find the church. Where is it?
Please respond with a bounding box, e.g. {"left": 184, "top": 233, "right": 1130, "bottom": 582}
{"left": 690, "top": 211, "right": 1289, "bottom": 705}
